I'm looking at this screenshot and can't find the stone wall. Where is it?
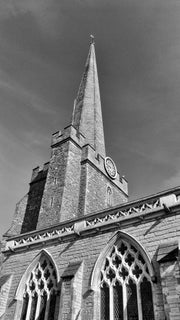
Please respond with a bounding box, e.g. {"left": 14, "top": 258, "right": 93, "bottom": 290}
{"left": 5, "top": 195, "right": 28, "bottom": 237}
{"left": 79, "top": 161, "right": 127, "bottom": 216}
{"left": 37, "top": 126, "right": 127, "bottom": 229}
{"left": 160, "top": 261, "right": 180, "bottom": 320}
{"left": 2, "top": 204, "right": 180, "bottom": 320}
{"left": 37, "top": 139, "right": 82, "bottom": 228}
{"left": 5, "top": 165, "right": 48, "bottom": 237}
{"left": 21, "top": 168, "right": 47, "bottom": 233}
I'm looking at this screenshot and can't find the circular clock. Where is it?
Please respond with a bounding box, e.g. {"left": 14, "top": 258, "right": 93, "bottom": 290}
{"left": 104, "top": 157, "right": 117, "bottom": 179}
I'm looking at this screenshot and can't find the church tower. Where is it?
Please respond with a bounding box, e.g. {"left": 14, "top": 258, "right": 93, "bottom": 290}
{"left": 3, "top": 38, "right": 180, "bottom": 320}
{"left": 6, "top": 37, "right": 128, "bottom": 235}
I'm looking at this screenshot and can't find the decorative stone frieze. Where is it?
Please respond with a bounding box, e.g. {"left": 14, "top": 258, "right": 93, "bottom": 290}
{"left": 3, "top": 191, "right": 180, "bottom": 253}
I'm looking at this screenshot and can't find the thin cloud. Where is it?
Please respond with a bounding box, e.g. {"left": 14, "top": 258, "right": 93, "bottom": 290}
{"left": 0, "top": 76, "right": 56, "bottom": 115}
{"left": 0, "top": 0, "right": 64, "bottom": 37}
{"left": 161, "top": 170, "right": 180, "bottom": 191}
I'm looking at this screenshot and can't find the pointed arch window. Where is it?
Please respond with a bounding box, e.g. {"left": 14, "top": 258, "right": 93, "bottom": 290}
{"left": 19, "top": 253, "right": 58, "bottom": 320}
{"left": 100, "top": 239, "right": 155, "bottom": 320}
{"left": 107, "top": 187, "right": 112, "bottom": 207}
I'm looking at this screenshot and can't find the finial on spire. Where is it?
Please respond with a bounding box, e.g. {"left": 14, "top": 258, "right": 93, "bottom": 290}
{"left": 90, "top": 34, "right": 95, "bottom": 44}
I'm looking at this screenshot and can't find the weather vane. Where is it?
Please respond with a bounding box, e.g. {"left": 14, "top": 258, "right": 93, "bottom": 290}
{"left": 90, "top": 34, "right": 95, "bottom": 44}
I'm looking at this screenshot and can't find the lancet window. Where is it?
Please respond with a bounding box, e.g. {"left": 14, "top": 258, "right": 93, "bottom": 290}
{"left": 107, "top": 187, "right": 112, "bottom": 207}
{"left": 20, "top": 255, "right": 58, "bottom": 320}
{"left": 100, "top": 239, "right": 155, "bottom": 320}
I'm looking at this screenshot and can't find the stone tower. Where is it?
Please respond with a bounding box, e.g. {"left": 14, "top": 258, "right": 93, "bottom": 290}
{"left": 2, "top": 38, "right": 180, "bottom": 320}
{"left": 6, "top": 38, "right": 128, "bottom": 235}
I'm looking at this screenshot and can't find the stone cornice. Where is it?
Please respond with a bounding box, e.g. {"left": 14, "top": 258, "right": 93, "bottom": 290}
{"left": 3, "top": 187, "right": 180, "bottom": 254}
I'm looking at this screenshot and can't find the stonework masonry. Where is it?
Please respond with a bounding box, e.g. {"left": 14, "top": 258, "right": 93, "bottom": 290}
{"left": 21, "top": 165, "right": 48, "bottom": 233}
{"left": 37, "top": 124, "right": 127, "bottom": 229}
{"left": 2, "top": 191, "right": 180, "bottom": 320}
{"left": 1, "top": 40, "right": 180, "bottom": 320}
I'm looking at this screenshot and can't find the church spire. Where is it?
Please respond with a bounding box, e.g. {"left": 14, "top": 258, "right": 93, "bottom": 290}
{"left": 72, "top": 36, "right": 106, "bottom": 157}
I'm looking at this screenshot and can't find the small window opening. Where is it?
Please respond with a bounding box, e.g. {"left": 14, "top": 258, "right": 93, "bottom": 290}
{"left": 107, "top": 187, "right": 112, "bottom": 207}
{"left": 50, "top": 197, "right": 54, "bottom": 207}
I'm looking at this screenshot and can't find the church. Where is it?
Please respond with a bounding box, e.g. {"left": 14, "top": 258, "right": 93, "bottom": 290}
{"left": 1, "top": 37, "right": 180, "bottom": 320}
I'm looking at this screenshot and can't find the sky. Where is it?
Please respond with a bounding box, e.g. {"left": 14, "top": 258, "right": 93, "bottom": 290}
{"left": 1, "top": 0, "right": 180, "bottom": 237}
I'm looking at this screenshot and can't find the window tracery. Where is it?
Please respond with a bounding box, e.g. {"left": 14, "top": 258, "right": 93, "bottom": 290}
{"left": 100, "top": 240, "right": 154, "bottom": 320}
{"left": 20, "top": 255, "right": 58, "bottom": 320}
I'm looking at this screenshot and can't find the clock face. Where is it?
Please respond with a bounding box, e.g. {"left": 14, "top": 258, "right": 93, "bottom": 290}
{"left": 104, "top": 157, "right": 117, "bottom": 179}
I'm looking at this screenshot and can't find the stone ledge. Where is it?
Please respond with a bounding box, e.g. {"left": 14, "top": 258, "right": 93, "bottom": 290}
{"left": 3, "top": 189, "right": 180, "bottom": 254}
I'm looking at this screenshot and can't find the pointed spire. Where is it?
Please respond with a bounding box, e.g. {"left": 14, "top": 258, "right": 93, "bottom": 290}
{"left": 72, "top": 36, "right": 106, "bottom": 157}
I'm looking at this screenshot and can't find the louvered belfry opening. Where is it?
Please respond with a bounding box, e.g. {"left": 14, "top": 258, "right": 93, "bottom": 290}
{"left": 100, "top": 239, "right": 155, "bottom": 320}
{"left": 20, "top": 255, "right": 58, "bottom": 320}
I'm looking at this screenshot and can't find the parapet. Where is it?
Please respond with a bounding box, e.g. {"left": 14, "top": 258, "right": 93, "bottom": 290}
{"left": 50, "top": 124, "right": 128, "bottom": 196}
{"left": 51, "top": 124, "right": 86, "bottom": 148}
{"left": 31, "top": 162, "right": 49, "bottom": 183}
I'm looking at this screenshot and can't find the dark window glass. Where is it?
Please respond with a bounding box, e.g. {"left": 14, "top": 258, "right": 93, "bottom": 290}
{"left": 48, "top": 290, "right": 57, "bottom": 320}
{"left": 127, "top": 280, "right": 138, "bottom": 320}
{"left": 101, "top": 283, "right": 110, "bottom": 320}
{"left": 141, "top": 278, "right": 155, "bottom": 320}
{"left": 113, "top": 281, "right": 123, "bottom": 320}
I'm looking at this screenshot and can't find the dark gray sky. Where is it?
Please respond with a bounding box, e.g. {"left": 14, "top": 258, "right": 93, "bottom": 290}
{"left": 1, "top": 0, "right": 180, "bottom": 237}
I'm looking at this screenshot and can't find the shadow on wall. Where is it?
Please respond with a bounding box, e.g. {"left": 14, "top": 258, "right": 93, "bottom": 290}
{"left": 21, "top": 169, "right": 48, "bottom": 234}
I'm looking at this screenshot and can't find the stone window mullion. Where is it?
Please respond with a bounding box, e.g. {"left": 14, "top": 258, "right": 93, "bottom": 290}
{"left": 44, "top": 292, "right": 51, "bottom": 320}
{"left": 109, "top": 285, "right": 114, "bottom": 320}
{"left": 29, "top": 292, "right": 38, "bottom": 320}
{"left": 34, "top": 293, "right": 41, "bottom": 320}
{"left": 123, "top": 283, "right": 128, "bottom": 320}
{"left": 20, "top": 293, "right": 29, "bottom": 320}
{"left": 26, "top": 295, "right": 32, "bottom": 320}
{"left": 136, "top": 282, "right": 143, "bottom": 320}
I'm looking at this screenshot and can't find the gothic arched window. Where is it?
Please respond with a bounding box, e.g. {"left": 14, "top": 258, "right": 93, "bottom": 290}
{"left": 100, "top": 239, "right": 155, "bottom": 320}
{"left": 19, "top": 253, "right": 58, "bottom": 320}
